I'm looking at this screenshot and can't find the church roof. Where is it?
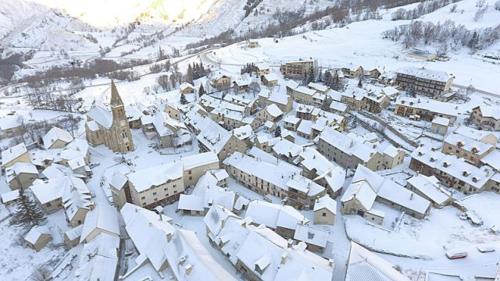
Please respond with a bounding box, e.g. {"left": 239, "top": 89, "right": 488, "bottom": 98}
{"left": 110, "top": 81, "right": 124, "bottom": 107}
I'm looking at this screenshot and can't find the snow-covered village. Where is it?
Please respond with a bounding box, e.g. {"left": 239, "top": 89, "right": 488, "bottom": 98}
{"left": 0, "top": 0, "right": 499, "bottom": 280}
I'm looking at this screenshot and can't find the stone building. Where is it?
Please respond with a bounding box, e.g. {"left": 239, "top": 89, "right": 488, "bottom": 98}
{"left": 85, "top": 81, "right": 134, "bottom": 153}
{"left": 470, "top": 105, "right": 500, "bottom": 131}
{"left": 395, "top": 67, "right": 454, "bottom": 97}
{"left": 280, "top": 59, "right": 316, "bottom": 79}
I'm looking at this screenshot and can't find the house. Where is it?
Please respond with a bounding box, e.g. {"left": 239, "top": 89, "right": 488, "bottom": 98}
{"left": 257, "top": 104, "right": 283, "bottom": 124}
{"left": 64, "top": 225, "right": 83, "bottom": 248}
{"left": 395, "top": 67, "right": 454, "bottom": 97}
{"left": 181, "top": 152, "right": 220, "bottom": 187}
{"left": 394, "top": 97, "right": 458, "bottom": 125}
{"left": 293, "top": 224, "right": 329, "bottom": 253}
{"left": 409, "top": 147, "right": 498, "bottom": 194}
{"left": 74, "top": 232, "right": 119, "bottom": 281}
{"left": 287, "top": 84, "right": 325, "bottom": 106}
{"left": 204, "top": 205, "right": 334, "bottom": 281}
{"left": 247, "top": 40, "right": 260, "bottom": 48}
{"left": 211, "top": 72, "right": 232, "bottom": 90}
{"left": 317, "top": 128, "right": 385, "bottom": 171}
{"left": 1, "top": 143, "right": 31, "bottom": 170}
{"left": 177, "top": 170, "right": 235, "bottom": 215}
{"left": 280, "top": 59, "right": 316, "bottom": 79}
{"left": 341, "top": 165, "right": 431, "bottom": 220}
{"left": 328, "top": 100, "right": 348, "bottom": 114}
{"left": 245, "top": 200, "right": 308, "bottom": 238}
{"left": 361, "top": 91, "right": 390, "bottom": 113}
{"left": 233, "top": 75, "right": 253, "bottom": 92}
{"left": 283, "top": 116, "right": 301, "bottom": 131}
{"left": 442, "top": 133, "right": 495, "bottom": 166}
{"left": 255, "top": 63, "right": 271, "bottom": 76}
{"left": 5, "top": 162, "right": 38, "bottom": 189}
{"left": 471, "top": 105, "right": 500, "bottom": 131}
{"left": 165, "top": 103, "right": 182, "bottom": 120}
{"left": 125, "top": 105, "right": 143, "bottom": 128}
{"left": 180, "top": 82, "right": 195, "bottom": 95}
{"left": 258, "top": 89, "right": 293, "bottom": 113}
{"left": 224, "top": 150, "right": 326, "bottom": 209}
{"left": 296, "top": 147, "right": 346, "bottom": 197}
{"left": 431, "top": 116, "right": 450, "bottom": 135}
{"left": 24, "top": 226, "right": 52, "bottom": 252}
{"left": 381, "top": 86, "right": 400, "bottom": 100}
{"left": 80, "top": 204, "right": 120, "bottom": 243}
{"left": 184, "top": 110, "right": 247, "bottom": 161}
{"left": 121, "top": 203, "right": 237, "bottom": 280}
{"left": 30, "top": 175, "right": 93, "bottom": 219}
{"left": 313, "top": 195, "right": 337, "bottom": 225}
{"left": 115, "top": 162, "right": 184, "bottom": 209}
{"left": 406, "top": 174, "right": 452, "bottom": 208}
{"left": 261, "top": 73, "right": 278, "bottom": 87}
{"left": 85, "top": 81, "right": 134, "bottom": 153}
{"left": 346, "top": 242, "right": 411, "bottom": 281}
{"left": 42, "top": 127, "right": 74, "bottom": 150}
{"left": 1, "top": 189, "right": 20, "bottom": 205}
{"left": 0, "top": 115, "right": 24, "bottom": 138}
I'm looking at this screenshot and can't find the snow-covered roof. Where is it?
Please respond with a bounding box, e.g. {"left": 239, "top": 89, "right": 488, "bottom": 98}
{"left": 341, "top": 180, "right": 377, "bottom": 211}
{"left": 283, "top": 115, "right": 301, "bottom": 125}
{"left": 349, "top": 165, "right": 431, "bottom": 215}
{"left": 181, "top": 152, "right": 219, "bottom": 170}
{"left": 42, "top": 127, "right": 73, "bottom": 150}
{"left": 444, "top": 133, "right": 493, "bottom": 155}
{"left": 432, "top": 116, "right": 450, "bottom": 127}
{"left": 121, "top": 203, "right": 236, "bottom": 280}
{"left": 271, "top": 139, "right": 302, "bottom": 159}
{"left": 64, "top": 225, "right": 83, "bottom": 241}
{"left": 184, "top": 110, "right": 233, "bottom": 154}
{"left": 381, "top": 86, "right": 399, "bottom": 97}
{"left": 314, "top": 195, "right": 337, "bottom": 214}
{"left": 407, "top": 175, "right": 451, "bottom": 206}
{"left": 318, "top": 127, "right": 378, "bottom": 162}
{"left": 1, "top": 143, "right": 28, "bottom": 166}
{"left": 453, "top": 126, "right": 497, "bottom": 144}
{"left": 263, "top": 73, "right": 279, "bottom": 82}
{"left": 233, "top": 124, "right": 254, "bottom": 141}
{"left": 397, "top": 67, "right": 451, "bottom": 83}
{"left": 347, "top": 242, "right": 411, "bottom": 281}
{"left": 87, "top": 105, "right": 112, "bottom": 129}
{"left": 411, "top": 147, "right": 496, "bottom": 190}
{"left": 180, "top": 82, "right": 195, "bottom": 91}
{"left": 293, "top": 224, "right": 329, "bottom": 248}
{"left": 1, "top": 189, "right": 20, "bottom": 204}
{"left": 476, "top": 105, "right": 500, "bottom": 120}
{"left": 329, "top": 101, "right": 348, "bottom": 113}
{"left": 80, "top": 204, "right": 120, "bottom": 243}
{"left": 127, "top": 162, "right": 182, "bottom": 193}
{"left": 396, "top": 97, "right": 458, "bottom": 118}
{"left": 294, "top": 86, "right": 317, "bottom": 97}
{"left": 0, "top": 115, "right": 23, "bottom": 131}
{"left": 74, "top": 232, "right": 119, "bottom": 281}
{"left": 246, "top": 200, "right": 307, "bottom": 230}
{"left": 266, "top": 104, "right": 283, "bottom": 118}
{"left": 5, "top": 162, "right": 37, "bottom": 182}
{"left": 308, "top": 82, "right": 329, "bottom": 93}
{"left": 204, "top": 205, "right": 334, "bottom": 281}
{"left": 24, "top": 225, "right": 50, "bottom": 245}
{"left": 481, "top": 149, "right": 500, "bottom": 172}
{"left": 224, "top": 151, "right": 324, "bottom": 196}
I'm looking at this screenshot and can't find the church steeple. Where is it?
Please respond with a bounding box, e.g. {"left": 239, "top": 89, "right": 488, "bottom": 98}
{"left": 110, "top": 80, "right": 124, "bottom": 107}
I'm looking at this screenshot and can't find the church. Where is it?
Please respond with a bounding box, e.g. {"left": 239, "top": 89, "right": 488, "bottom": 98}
{"left": 85, "top": 81, "right": 135, "bottom": 153}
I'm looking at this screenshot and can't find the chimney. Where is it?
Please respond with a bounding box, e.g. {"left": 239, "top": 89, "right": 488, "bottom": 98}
{"left": 280, "top": 252, "right": 288, "bottom": 264}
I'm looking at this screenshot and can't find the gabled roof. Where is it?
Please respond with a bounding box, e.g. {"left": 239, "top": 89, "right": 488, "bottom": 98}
{"left": 43, "top": 127, "right": 73, "bottom": 150}
{"left": 80, "top": 204, "right": 119, "bottom": 243}
{"left": 1, "top": 143, "right": 28, "bottom": 166}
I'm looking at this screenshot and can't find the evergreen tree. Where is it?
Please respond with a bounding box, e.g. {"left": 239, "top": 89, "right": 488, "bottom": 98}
{"left": 324, "top": 71, "right": 333, "bottom": 88}
{"left": 274, "top": 126, "right": 282, "bottom": 137}
{"left": 11, "top": 188, "right": 45, "bottom": 229}
{"left": 185, "top": 64, "right": 194, "bottom": 84}
{"left": 357, "top": 77, "right": 363, "bottom": 88}
{"left": 198, "top": 84, "right": 206, "bottom": 97}
{"left": 317, "top": 69, "right": 323, "bottom": 82}
{"left": 180, "top": 94, "right": 188, "bottom": 105}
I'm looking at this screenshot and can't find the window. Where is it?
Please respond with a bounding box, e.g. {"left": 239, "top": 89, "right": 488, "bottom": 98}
{"left": 322, "top": 212, "right": 327, "bottom": 217}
